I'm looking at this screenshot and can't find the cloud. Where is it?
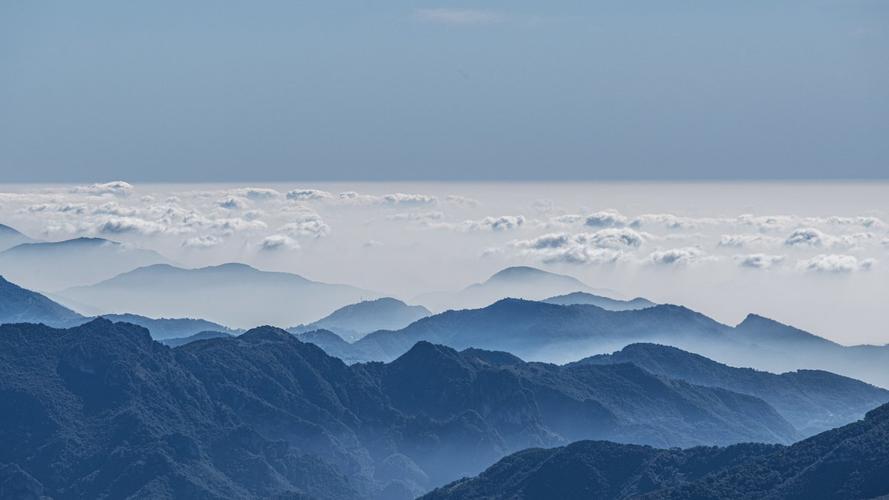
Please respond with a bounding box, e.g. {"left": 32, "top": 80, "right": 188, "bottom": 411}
{"left": 337, "top": 191, "right": 437, "bottom": 207}
{"left": 286, "top": 189, "right": 333, "bottom": 201}
{"left": 70, "top": 181, "right": 134, "bottom": 197}
{"left": 466, "top": 215, "right": 525, "bottom": 232}
{"left": 736, "top": 253, "right": 785, "bottom": 269}
{"left": 387, "top": 211, "right": 445, "bottom": 223}
{"left": 648, "top": 247, "right": 705, "bottom": 266}
{"left": 798, "top": 254, "right": 876, "bottom": 274}
{"left": 260, "top": 234, "right": 299, "bottom": 251}
{"left": 718, "top": 234, "right": 781, "bottom": 248}
{"left": 218, "top": 197, "right": 249, "bottom": 210}
{"left": 229, "top": 188, "right": 280, "bottom": 201}
{"left": 825, "top": 216, "right": 885, "bottom": 229}
{"left": 584, "top": 210, "right": 630, "bottom": 228}
{"left": 415, "top": 8, "right": 502, "bottom": 25}
{"left": 510, "top": 228, "right": 644, "bottom": 265}
{"left": 95, "top": 217, "right": 167, "bottom": 235}
{"left": 182, "top": 235, "right": 222, "bottom": 249}
{"left": 785, "top": 228, "right": 827, "bottom": 247}
{"left": 445, "top": 194, "right": 480, "bottom": 208}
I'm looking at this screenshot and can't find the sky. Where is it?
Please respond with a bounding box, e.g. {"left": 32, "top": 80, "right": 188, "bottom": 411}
{"left": 2, "top": 0, "right": 888, "bottom": 181}
{"left": 1, "top": 181, "right": 888, "bottom": 345}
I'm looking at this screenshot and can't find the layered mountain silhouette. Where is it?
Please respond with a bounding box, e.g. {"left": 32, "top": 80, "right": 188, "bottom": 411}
{"left": 576, "top": 343, "right": 889, "bottom": 436}
{"left": 0, "top": 223, "right": 33, "bottom": 252}
{"left": 0, "top": 320, "right": 806, "bottom": 499}
{"left": 415, "top": 266, "right": 611, "bottom": 312}
{"left": 57, "top": 263, "right": 379, "bottom": 328}
{"left": 96, "top": 313, "right": 240, "bottom": 340}
{"left": 423, "top": 403, "right": 889, "bottom": 500}
{"left": 543, "top": 291, "right": 655, "bottom": 311}
{"left": 0, "top": 237, "right": 168, "bottom": 291}
{"left": 0, "top": 275, "right": 84, "bottom": 327}
{"left": 160, "top": 330, "right": 234, "bottom": 347}
{"left": 289, "top": 297, "right": 430, "bottom": 342}
{"left": 324, "top": 299, "right": 889, "bottom": 388}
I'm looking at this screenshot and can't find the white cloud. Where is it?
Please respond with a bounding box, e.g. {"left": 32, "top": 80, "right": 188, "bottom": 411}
{"left": 387, "top": 211, "right": 445, "bottom": 223}
{"left": 286, "top": 189, "right": 333, "bottom": 201}
{"left": 718, "top": 233, "right": 781, "bottom": 248}
{"left": 510, "top": 228, "right": 644, "bottom": 265}
{"left": 736, "top": 253, "right": 785, "bottom": 269}
{"left": 445, "top": 195, "right": 480, "bottom": 207}
{"left": 648, "top": 247, "right": 706, "bottom": 266}
{"left": 337, "top": 191, "right": 437, "bottom": 207}
{"left": 182, "top": 235, "right": 222, "bottom": 249}
{"left": 218, "top": 196, "right": 249, "bottom": 210}
{"left": 260, "top": 234, "right": 299, "bottom": 251}
{"left": 96, "top": 217, "right": 167, "bottom": 235}
{"left": 230, "top": 188, "right": 280, "bottom": 201}
{"left": 466, "top": 215, "right": 525, "bottom": 232}
{"left": 785, "top": 228, "right": 827, "bottom": 247}
{"left": 798, "top": 254, "right": 875, "bottom": 274}
{"left": 415, "top": 8, "right": 502, "bottom": 25}
{"left": 584, "top": 210, "right": 630, "bottom": 228}
{"left": 70, "top": 181, "right": 134, "bottom": 197}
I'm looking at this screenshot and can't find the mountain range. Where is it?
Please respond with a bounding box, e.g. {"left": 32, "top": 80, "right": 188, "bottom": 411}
{"left": 543, "top": 291, "right": 656, "bottom": 311}
{"left": 414, "top": 266, "right": 614, "bottom": 312}
{"left": 0, "top": 319, "right": 818, "bottom": 499}
{"left": 0, "top": 275, "right": 83, "bottom": 327}
{"left": 423, "top": 402, "right": 889, "bottom": 500}
{"left": 57, "top": 262, "right": 379, "bottom": 328}
{"left": 289, "top": 297, "right": 430, "bottom": 342}
{"left": 0, "top": 237, "right": 168, "bottom": 292}
{"left": 0, "top": 223, "right": 33, "bottom": 252}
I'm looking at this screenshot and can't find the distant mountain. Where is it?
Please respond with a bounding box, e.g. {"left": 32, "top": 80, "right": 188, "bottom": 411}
{"left": 339, "top": 298, "right": 889, "bottom": 388}
{"left": 96, "top": 313, "right": 240, "bottom": 340}
{"left": 294, "top": 329, "right": 357, "bottom": 361}
{"left": 161, "top": 330, "right": 233, "bottom": 347}
{"left": 0, "top": 275, "right": 84, "bottom": 327}
{"left": 0, "top": 237, "right": 168, "bottom": 291}
{"left": 0, "top": 223, "right": 34, "bottom": 252}
{"left": 289, "top": 297, "right": 430, "bottom": 341}
{"left": 57, "top": 262, "right": 379, "bottom": 328}
{"left": 0, "top": 321, "right": 800, "bottom": 499}
{"left": 577, "top": 343, "right": 889, "bottom": 436}
{"left": 424, "top": 403, "right": 889, "bottom": 500}
{"left": 543, "top": 291, "right": 655, "bottom": 311}
{"left": 415, "top": 266, "right": 607, "bottom": 312}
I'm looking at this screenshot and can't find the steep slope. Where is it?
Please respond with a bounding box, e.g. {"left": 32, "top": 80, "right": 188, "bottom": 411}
{"left": 57, "top": 263, "right": 379, "bottom": 328}
{"left": 415, "top": 266, "right": 605, "bottom": 312}
{"left": 579, "top": 343, "right": 889, "bottom": 436}
{"left": 0, "top": 223, "right": 34, "bottom": 252}
{"left": 0, "top": 321, "right": 799, "bottom": 499}
{"left": 0, "top": 276, "right": 84, "bottom": 327}
{"left": 543, "top": 291, "right": 655, "bottom": 311}
{"left": 289, "top": 297, "right": 430, "bottom": 341}
{"left": 0, "top": 237, "right": 168, "bottom": 291}
{"left": 423, "top": 403, "right": 889, "bottom": 500}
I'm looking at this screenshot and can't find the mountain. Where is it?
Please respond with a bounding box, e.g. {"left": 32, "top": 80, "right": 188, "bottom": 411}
{"left": 57, "top": 263, "right": 379, "bottom": 328}
{"left": 160, "top": 330, "right": 234, "bottom": 347}
{"left": 96, "top": 313, "right": 240, "bottom": 340}
{"left": 577, "top": 343, "right": 889, "bottom": 436}
{"left": 0, "top": 237, "right": 168, "bottom": 291}
{"left": 0, "top": 275, "right": 84, "bottom": 327}
{"left": 415, "top": 266, "right": 607, "bottom": 312}
{"left": 0, "top": 320, "right": 800, "bottom": 499}
{"left": 0, "top": 223, "right": 33, "bottom": 252}
{"left": 337, "top": 299, "right": 889, "bottom": 388}
{"left": 423, "top": 403, "right": 889, "bottom": 500}
{"left": 289, "top": 297, "right": 430, "bottom": 341}
{"left": 543, "top": 291, "right": 655, "bottom": 311}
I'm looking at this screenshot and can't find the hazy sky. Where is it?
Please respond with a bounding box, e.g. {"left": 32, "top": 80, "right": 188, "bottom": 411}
{"left": 2, "top": 1, "right": 888, "bottom": 181}
{"left": 2, "top": 181, "right": 888, "bottom": 344}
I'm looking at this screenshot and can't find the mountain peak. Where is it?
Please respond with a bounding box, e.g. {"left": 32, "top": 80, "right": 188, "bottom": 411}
{"left": 239, "top": 325, "right": 292, "bottom": 343}
{"left": 486, "top": 266, "right": 583, "bottom": 285}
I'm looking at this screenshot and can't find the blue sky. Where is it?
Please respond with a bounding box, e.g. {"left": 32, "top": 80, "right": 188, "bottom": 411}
{"left": 2, "top": 1, "right": 887, "bottom": 181}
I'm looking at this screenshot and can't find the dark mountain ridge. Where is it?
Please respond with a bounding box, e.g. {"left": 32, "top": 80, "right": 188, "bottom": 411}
{"left": 0, "top": 320, "right": 802, "bottom": 499}
{"left": 289, "top": 297, "right": 430, "bottom": 342}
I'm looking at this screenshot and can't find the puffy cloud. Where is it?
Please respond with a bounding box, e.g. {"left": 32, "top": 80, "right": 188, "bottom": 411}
{"left": 230, "top": 188, "right": 280, "bottom": 200}
{"left": 337, "top": 191, "right": 437, "bottom": 207}
{"left": 286, "top": 189, "right": 333, "bottom": 201}
{"left": 96, "top": 217, "right": 167, "bottom": 235}
{"left": 387, "top": 211, "right": 445, "bottom": 223}
{"left": 466, "top": 215, "right": 525, "bottom": 232}
{"left": 208, "top": 218, "right": 268, "bottom": 235}
{"left": 798, "top": 254, "right": 876, "bottom": 274}
{"left": 21, "top": 203, "right": 87, "bottom": 215}
{"left": 584, "top": 210, "right": 630, "bottom": 228}
{"left": 510, "top": 228, "right": 644, "bottom": 265}
{"left": 218, "top": 197, "right": 248, "bottom": 210}
{"left": 785, "top": 228, "right": 827, "bottom": 247}
{"left": 260, "top": 234, "right": 299, "bottom": 251}
{"left": 736, "top": 254, "right": 785, "bottom": 269}
{"left": 182, "top": 235, "right": 222, "bottom": 249}
{"left": 718, "top": 234, "right": 781, "bottom": 248}
{"left": 825, "top": 216, "right": 885, "bottom": 229}
{"left": 276, "top": 208, "right": 329, "bottom": 239}
{"left": 70, "top": 181, "right": 134, "bottom": 197}
{"left": 648, "top": 247, "right": 705, "bottom": 266}
{"left": 736, "top": 214, "right": 796, "bottom": 232}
